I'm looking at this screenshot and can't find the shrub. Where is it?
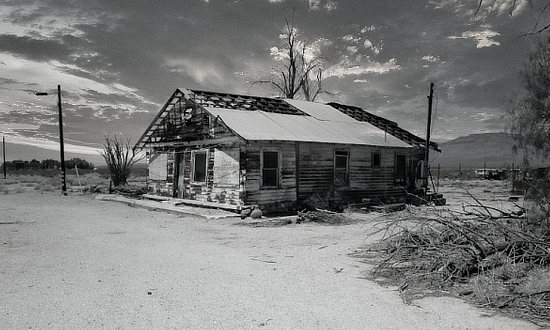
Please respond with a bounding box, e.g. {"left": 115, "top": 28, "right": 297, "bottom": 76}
{"left": 99, "top": 135, "right": 143, "bottom": 187}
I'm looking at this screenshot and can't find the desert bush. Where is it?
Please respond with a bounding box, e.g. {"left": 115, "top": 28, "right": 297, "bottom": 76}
{"left": 41, "top": 185, "right": 53, "bottom": 192}
{"left": 523, "top": 178, "right": 550, "bottom": 232}
{"left": 99, "top": 135, "right": 143, "bottom": 187}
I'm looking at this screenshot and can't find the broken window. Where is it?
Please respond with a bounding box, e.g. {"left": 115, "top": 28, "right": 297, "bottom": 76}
{"left": 192, "top": 150, "right": 207, "bottom": 183}
{"left": 262, "top": 150, "right": 279, "bottom": 187}
{"left": 372, "top": 151, "right": 382, "bottom": 168}
{"left": 334, "top": 150, "right": 349, "bottom": 185}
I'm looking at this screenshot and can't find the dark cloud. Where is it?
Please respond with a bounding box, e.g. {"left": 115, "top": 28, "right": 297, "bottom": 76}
{"left": 0, "top": 34, "right": 71, "bottom": 61}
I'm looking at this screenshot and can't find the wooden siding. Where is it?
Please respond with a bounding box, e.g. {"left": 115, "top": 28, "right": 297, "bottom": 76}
{"left": 147, "top": 149, "right": 175, "bottom": 196}
{"left": 297, "top": 143, "right": 424, "bottom": 208}
{"left": 177, "top": 146, "right": 244, "bottom": 207}
{"left": 242, "top": 142, "right": 297, "bottom": 214}
{"left": 147, "top": 106, "right": 243, "bottom": 203}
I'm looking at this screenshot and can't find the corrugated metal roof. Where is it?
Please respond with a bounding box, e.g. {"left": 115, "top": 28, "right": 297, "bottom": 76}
{"left": 205, "top": 106, "right": 410, "bottom": 148}
{"left": 283, "top": 99, "right": 357, "bottom": 123}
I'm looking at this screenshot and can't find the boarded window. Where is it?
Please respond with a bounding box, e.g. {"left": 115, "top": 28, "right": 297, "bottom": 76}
{"left": 334, "top": 150, "right": 349, "bottom": 185}
{"left": 372, "top": 151, "right": 381, "bottom": 168}
{"left": 213, "top": 148, "right": 239, "bottom": 187}
{"left": 262, "top": 151, "right": 279, "bottom": 187}
{"left": 148, "top": 153, "right": 168, "bottom": 180}
{"left": 192, "top": 151, "right": 207, "bottom": 183}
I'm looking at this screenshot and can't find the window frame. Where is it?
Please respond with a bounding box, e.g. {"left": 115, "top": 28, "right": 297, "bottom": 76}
{"left": 394, "top": 154, "right": 407, "bottom": 186}
{"left": 371, "top": 150, "right": 382, "bottom": 168}
{"left": 334, "top": 149, "right": 350, "bottom": 185}
{"left": 261, "top": 149, "right": 280, "bottom": 188}
{"left": 191, "top": 149, "right": 208, "bottom": 184}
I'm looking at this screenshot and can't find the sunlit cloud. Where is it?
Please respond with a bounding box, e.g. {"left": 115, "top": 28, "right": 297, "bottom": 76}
{"left": 448, "top": 28, "right": 500, "bottom": 48}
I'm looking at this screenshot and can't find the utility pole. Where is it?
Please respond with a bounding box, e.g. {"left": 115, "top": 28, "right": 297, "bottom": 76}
{"left": 2, "top": 136, "right": 6, "bottom": 179}
{"left": 425, "top": 82, "right": 434, "bottom": 164}
{"left": 423, "top": 82, "right": 434, "bottom": 192}
{"left": 57, "top": 85, "right": 67, "bottom": 195}
{"left": 36, "top": 85, "right": 66, "bottom": 195}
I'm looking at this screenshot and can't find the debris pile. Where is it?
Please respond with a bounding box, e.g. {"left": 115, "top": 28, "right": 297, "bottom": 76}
{"left": 362, "top": 195, "right": 550, "bottom": 322}
{"left": 297, "top": 209, "right": 352, "bottom": 225}
{"left": 112, "top": 185, "right": 147, "bottom": 197}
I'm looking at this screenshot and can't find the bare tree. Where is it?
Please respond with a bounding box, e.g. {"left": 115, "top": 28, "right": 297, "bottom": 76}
{"left": 254, "top": 18, "right": 328, "bottom": 101}
{"left": 99, "top": 135, "right": 143, "bottom": 186}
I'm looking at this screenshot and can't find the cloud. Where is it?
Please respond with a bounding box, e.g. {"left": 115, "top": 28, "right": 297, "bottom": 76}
{"left": 346, "top": 46, "right": 358, "bottom": 54}
{"left": 0, "top": 0, "right": 538, "bottom": 157}
{"left": 343, "top": 34, "right": 360, "bottom": 43}
{"left": 422, "top": 55, "right": 440, "bottom": 62}
{"left": 448, "top": 28, "right": 500, "bottom": 48}
{"left": 309, "top": 0, "right": 320, "bottom": 10}
{"left": 308, "top": 0, "right": 337, "bottom": 12}
{"left": 326, "top": 58, "right": 401, "bottom": 77}
{"left": 165, "top": 57, "right": 225, "bottom": 84}
{"left": 325, "top": 1, "right": 338, "bottom": 11}
{"left": 428, "top": 0, "right": 528, "bottom": 18}
{"left": 360, "top": 25, "right": 376, "bottom": 33}
{"left": 363, "top": 39, "right": 382, "bottom": 55}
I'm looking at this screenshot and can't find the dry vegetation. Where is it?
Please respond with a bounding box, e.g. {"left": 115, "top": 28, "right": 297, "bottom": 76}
{"left": 358, "top": 179, "right": 550, "bottom": 324}
{"left": 0, "top": 171, "right": 146, "bottom": 195}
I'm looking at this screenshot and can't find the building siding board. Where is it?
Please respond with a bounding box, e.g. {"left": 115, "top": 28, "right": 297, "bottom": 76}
{"left": 296, "top": 143, "right": 421, "bottom": 207}
{"left": 179, "top": 146, "right": 244, "bottom": 206}
{"left": 242, "top": 142, "right": 297, "bottom": 213}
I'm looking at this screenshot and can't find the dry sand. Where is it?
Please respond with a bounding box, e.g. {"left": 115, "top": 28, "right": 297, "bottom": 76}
{"left": 0, "top": 190, "right": 538, "bottom": 329}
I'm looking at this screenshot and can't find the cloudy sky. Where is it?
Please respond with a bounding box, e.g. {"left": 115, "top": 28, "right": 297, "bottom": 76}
{"left": 0, "top": 0, "right": 547, "bottom": 160}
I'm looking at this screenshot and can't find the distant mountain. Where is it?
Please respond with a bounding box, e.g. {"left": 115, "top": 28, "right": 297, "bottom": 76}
{"left": 431, "top": 132, "right": 547, "bottom": 169}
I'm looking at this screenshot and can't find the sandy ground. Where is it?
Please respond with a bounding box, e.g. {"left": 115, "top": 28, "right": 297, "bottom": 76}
{"left": 0, "top": 189, "right": 538, "bottom": 329}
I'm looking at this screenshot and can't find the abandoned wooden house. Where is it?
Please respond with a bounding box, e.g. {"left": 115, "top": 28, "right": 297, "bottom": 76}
{"left": 134, "top": 88, "right": 440, "bottom": 214}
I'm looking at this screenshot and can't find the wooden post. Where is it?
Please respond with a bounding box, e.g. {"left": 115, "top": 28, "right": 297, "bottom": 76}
{"left": 2, "top": 136, "right": 5, "bottom": 179}
{"left": 295, "top": 142, "right": 300, "bottom": 210}
{"left": 423, "top": 83, "right": 434, "bottom": 192}
{"left": 436, "top": 163, "right": 440, "bottom": 191}
{"left": 424, "top": 83, "right": 434, "bottom": 164}
{"left": 75, "top": 165, "right": 82, "bottom": 195}
{"left": 58, "top": 85, "right": 67, "bottom": 196}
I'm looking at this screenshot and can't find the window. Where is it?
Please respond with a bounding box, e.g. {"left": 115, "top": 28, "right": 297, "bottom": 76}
{"left": 262, "top": 150, "right": 279, "bottom": 187}
{"left": 334, "top": 150, "right": 349, "bottom": 184}
{"left": 372, "top": 151, "right": 381, "bottom": 168}
{"left": 192, "top": 151, "right": 207, "bottom": 183}
{"left": 395, "top": 155, "right": 407, "bottom": 185}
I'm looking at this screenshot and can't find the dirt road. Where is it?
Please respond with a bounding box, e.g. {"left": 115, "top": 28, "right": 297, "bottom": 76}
{"left": 0, "top": 192, "right": 536, "bottom": 329}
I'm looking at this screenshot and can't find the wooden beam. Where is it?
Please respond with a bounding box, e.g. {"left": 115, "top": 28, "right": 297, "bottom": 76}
{"left": 144, "top": 136, "right": 241, "bottom": 148}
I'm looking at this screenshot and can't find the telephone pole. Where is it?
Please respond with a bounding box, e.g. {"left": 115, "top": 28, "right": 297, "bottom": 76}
{"left": 423, "top": 83, "right": 434, "bottom": 192}
{"left": 57, "top": 85, "right": 67, "bottom": 195}
{"left": 36, "top": 85, "right": 66, "bottom": 195}
{"left": 2, "top": 136, "right": 6, "bottom": 179}
{"left": 425, "top": 82, "right": 434, "bottom": 164}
